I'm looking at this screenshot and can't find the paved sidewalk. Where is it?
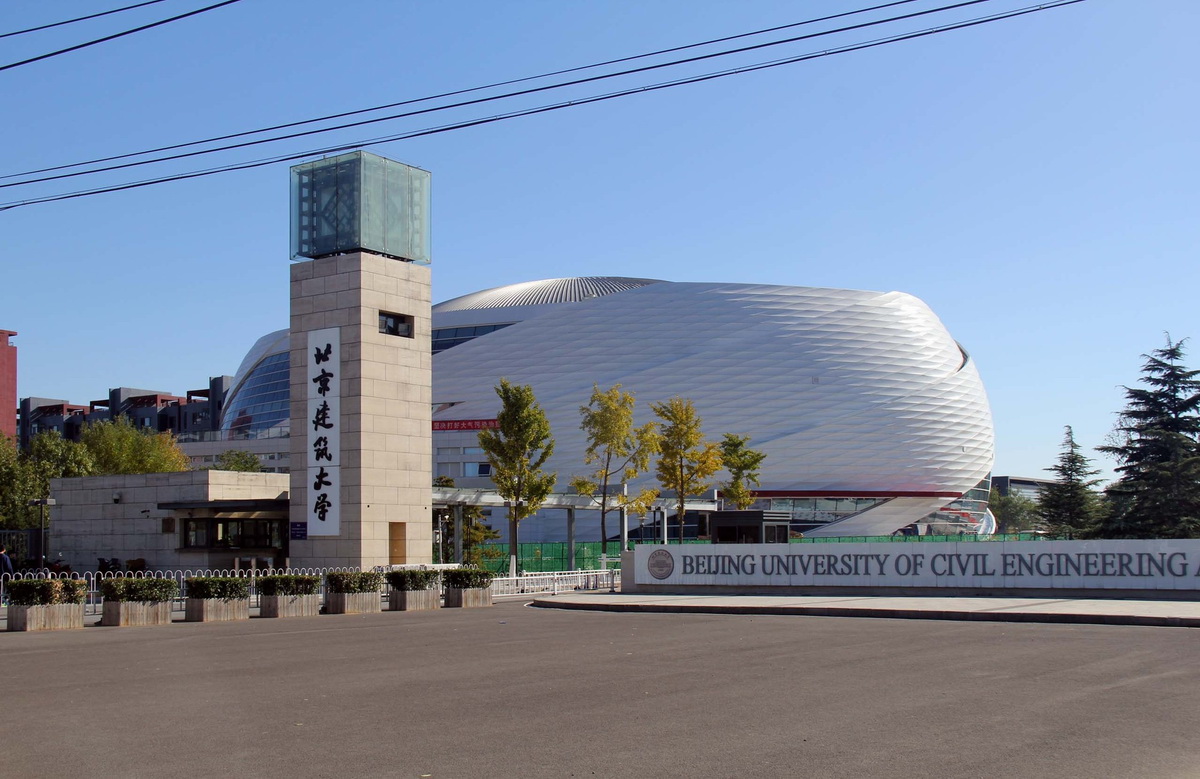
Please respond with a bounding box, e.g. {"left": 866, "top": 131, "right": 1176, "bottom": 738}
{"left": 531, "top": 592, "right": 1200, "bottom": 627}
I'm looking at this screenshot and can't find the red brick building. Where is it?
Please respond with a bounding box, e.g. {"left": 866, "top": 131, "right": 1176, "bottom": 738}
{"left": 0, "top": 330, "right": 16, "bottom": 442}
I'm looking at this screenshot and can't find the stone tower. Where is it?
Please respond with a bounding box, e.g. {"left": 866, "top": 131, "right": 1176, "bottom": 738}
{"left": 286, "top": 151, "right": 432, "bottom": 568}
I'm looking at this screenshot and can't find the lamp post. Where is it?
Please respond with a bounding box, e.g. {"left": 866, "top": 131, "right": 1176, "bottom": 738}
{"left": 28, "top": 498, "right": 57, "bottom": 567}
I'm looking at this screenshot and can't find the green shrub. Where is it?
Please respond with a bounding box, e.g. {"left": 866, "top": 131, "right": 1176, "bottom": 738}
{"left": 385, "top": 569, "right": 440, "bottom": 591}
{"left": 185, "top": 576, "right": 250, "bottom": 600}
{"left": 257, "top": 574, "right": 320, "bottom": 596}
{"left": 6, "top": 578, "right": 87, "bottom": 606}
{"left": 442, "top": 568, "right": 495, "bottom": 589}
{"left": 100, "top": 577, "right": 179, "bottom": 603}
{"left": 326, "top": 571, "right": 383, "bottom": 594}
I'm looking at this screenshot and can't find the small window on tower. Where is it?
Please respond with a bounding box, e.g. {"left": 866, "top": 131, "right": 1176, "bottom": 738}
{"left": 379, "top": 312, "right": 414, "bottom": 338}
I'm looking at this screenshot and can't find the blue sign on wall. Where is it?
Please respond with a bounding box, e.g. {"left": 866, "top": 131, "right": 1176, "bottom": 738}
{"left": 290, "top": 522, "right": 308, "bottom": 540}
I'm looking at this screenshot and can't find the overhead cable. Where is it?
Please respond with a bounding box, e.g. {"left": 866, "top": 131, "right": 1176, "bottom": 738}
{"left": 0, "top": 0, "right": 169, "bottom": 40}
{"left": 1, "top": 0, "right": 928, "bottom": 181}
{"left": 0, "top": 0, "right": 1086, "bottom": 212}
{"left": 2, "top": 0, "right": 998, "bottom": 188}
{"left": 0, "top": 0, "right": 245, "bottom": 73}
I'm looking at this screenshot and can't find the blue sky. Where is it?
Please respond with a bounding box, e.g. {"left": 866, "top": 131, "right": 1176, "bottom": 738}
{"left": 2, "top": 0, "right": 1197, "bottom": 481}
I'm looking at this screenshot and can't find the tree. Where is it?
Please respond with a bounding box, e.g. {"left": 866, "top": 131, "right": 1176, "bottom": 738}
{"left": 0, "top": 434, "right": 38, "bottom": 529}
{"left": 718, "top": 433, "right": 767, "bottom": 511}
{"left": 652, "top": 397, "right": 723, "bottom": 542}
{"left": 1037, "top": 426, "right": 1104, "bottom": 537}
{"left": 79, "top": 417, "right": 190, "bottom": 475}
{"left": 477, "top": 379, "right": 556, "bottom": 575}
{"left": 569, "top": 384, "right": 659, "bottom": 554}
{"left": 433, "top": 476, "right": 501, "bottom": 566}
{"left": 28, "top": 431, "right": 96, "bottom": 486}
{"left": 1097, "top": 337, "right": 1200, "bottom": 538}
{"left": 209, "top": 449, "right": 263, "bottom": 472}
{"left": 0, "top": 432, "right": 96, "bottom": 530}
{"left": 987, "top": 488, "right": 1039, "bottom": 535}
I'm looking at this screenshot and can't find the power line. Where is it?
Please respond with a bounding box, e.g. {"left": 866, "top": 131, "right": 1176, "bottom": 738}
{"left": 2, "top": 0, "right": 927, "bottom": 181}
{"left": 0, "top": 0, "right": 245, "bottom": 73}
{"left": 0, "top": 0, "right": 1086, "bottom": 212}
{"left": 0, "top": 0, "right": 169, "bottom": 40}
{"left": 2, "top": 0, "right": 998, "bottom": 189}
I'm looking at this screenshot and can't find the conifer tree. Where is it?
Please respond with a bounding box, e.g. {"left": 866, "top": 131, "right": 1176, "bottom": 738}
{"left": 1037, "top": 426, "right": 1103, "bottom": 537}
{"left": 1097, "top": 337, "right": 1200, "bottom": 538}
{"left": 433, "top": 476, "right": 500, "bottom": 565}
{"left": 988, "top": 487, "right": 1039, "bottom": 535}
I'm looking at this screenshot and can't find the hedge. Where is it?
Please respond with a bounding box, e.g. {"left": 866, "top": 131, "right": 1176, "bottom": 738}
{"left": 185, "top": 576, "right": 250, "bottom": 600}
{"left": 326, "top": 571, "right": 383, "bottom": 594}
{"left": 385, "top": 569, "right": 439, "bottom": 591}
{"left": 100, "top": 577, "right": 180, "bottom": 603}
{"left": 442, "top": 568, "right": 495, "bottom": 589}
{"left": 6, "top": 578, "right": 88, "bottom": 606}
{"left": 257, "top": 574, "right": 320, "bottom": 596}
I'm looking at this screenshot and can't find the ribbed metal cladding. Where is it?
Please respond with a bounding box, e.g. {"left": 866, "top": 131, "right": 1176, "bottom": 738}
{"left": 434, "top": 276, "right": 663, "bottom": 312}
{"left": 432, "top": 281, "right": 995, "bottom": 536}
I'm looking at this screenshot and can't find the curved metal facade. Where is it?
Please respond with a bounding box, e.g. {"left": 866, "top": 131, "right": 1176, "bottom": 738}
{"left": 432, "top": 281, "right": 994, "bottom": 536}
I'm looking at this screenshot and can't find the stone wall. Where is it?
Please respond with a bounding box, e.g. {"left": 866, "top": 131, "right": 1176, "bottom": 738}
{"left": 50, "top": 471, "right": 288, "bottom": 572}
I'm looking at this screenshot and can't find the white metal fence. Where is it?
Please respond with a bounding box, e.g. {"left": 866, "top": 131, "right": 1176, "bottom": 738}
{"left": 490, "top": 569, "right": 617, "bottom": 597}
{"left": 1, "top": 566, "right": 617, "bottom": 614}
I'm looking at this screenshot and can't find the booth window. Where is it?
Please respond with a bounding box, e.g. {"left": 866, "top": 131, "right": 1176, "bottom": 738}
{"left": 182, "top": 519, "right": 284, "bottom": 549}
{"left": 379, "top": 312, "right": 414, "bottom": 338}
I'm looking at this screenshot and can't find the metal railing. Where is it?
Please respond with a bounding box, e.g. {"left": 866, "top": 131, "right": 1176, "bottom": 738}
{"left": 490, "top": 569, "right": 617, "bottom": 597}
{"left": 0, "top": 565, "right": 617, "bottom": 615}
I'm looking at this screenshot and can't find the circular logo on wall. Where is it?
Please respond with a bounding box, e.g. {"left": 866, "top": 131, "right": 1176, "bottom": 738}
{"left": 647, "top": 549, "right": 675, "bottom": 580}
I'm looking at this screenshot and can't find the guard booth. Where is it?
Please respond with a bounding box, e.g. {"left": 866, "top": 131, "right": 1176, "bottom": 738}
{"left": 710, "top": 511, "right": 791, "bottom": 544}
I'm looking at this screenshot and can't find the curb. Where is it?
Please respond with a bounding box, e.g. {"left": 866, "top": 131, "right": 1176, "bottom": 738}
{"left": 528, "top": 599, "right": 1200, "bottom": 628}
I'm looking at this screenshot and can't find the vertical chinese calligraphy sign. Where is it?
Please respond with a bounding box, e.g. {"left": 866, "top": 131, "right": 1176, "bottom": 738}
{"left": 306, "top": 328, "right": 341, "bottom": 535}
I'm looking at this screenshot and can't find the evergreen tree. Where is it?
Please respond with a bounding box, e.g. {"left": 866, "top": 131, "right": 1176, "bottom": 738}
{"left": 652, "top": 397, "right": 723, "bottom": 542}
{"left": 718, "top": 433, "right": 767, "bottom": 511}
{"left": 208, "top": 449, "right": 262, "bottom": 472}
{"left": 988, "top": 488, "right": 1040, "bottom": 535}
{"left": 1037, "top": 426, "right": 1104, "bottom": 537}
{"left": 477, "top": 379, "right": 556, "bottom": 575}
{"left": 432, "top": 476, "right": 500, "bottom": 565}
{"left": 569, "top": 383, "right": 659, "bottom": 554}
{"left": 1097, "top": 337, "right": 1200, "bottom": 538}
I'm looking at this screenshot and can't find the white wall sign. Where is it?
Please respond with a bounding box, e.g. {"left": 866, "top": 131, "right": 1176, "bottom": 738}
{"left": 306, "top": 328, "right": 340, "bottom": 535}
{"left": 634, "top": 540, "right": 1200, "bottom": 592}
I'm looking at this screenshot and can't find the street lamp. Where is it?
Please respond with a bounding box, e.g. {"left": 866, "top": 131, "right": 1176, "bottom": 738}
{"left": 28, "top": 498, "right": 57, "bottom": 567}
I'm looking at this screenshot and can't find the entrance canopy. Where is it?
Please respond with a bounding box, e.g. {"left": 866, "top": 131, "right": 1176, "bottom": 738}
{"left": 432, "top": 488, "right": 717, "bottom": 513}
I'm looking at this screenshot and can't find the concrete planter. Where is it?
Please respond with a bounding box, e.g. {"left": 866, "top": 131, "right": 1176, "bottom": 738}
{"left": 326, "top": 591, "right": 381, "bottom": 614}
{"left": 102, "top": 600, "right": 173, "bottom": 627}
{"left": 259, "top": 594, "right": 321, "bottom": 618}
{"left": 185, "top": 598, "right": 249, "bottom": 622}
{"left": 7, "top": 603, "right": 85, "bottom": 632}
{"left": 444, "top": 587, "right": 493, "bottom": 608}
{"left": 389, "top": 588, "right": 440, "bottom": 611}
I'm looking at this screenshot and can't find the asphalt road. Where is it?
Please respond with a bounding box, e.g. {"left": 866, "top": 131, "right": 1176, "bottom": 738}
{"left": 2, "top": 603, "right": 1197, "bottom": 778}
